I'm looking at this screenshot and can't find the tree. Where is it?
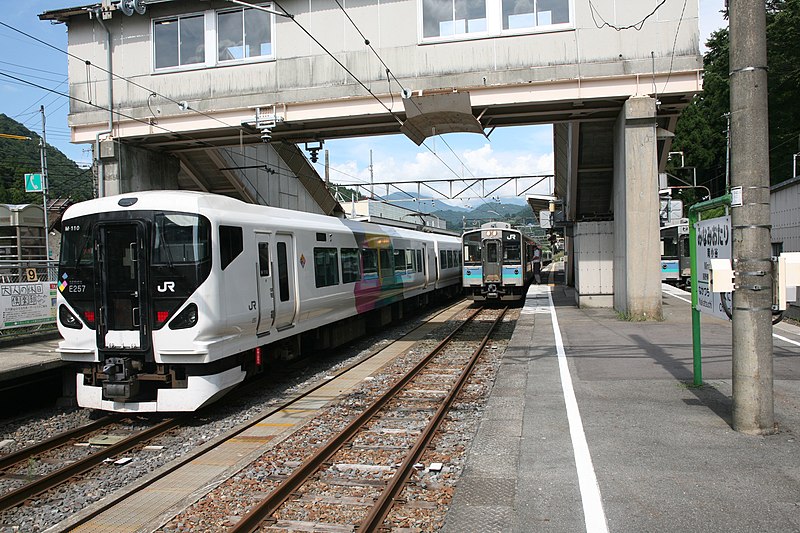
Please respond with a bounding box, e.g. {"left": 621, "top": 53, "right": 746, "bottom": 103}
{"left": 0, "top": 114, "right": 93, "bottom": 204}
{"left": 672, "top": 0, "right": 800, "bottom": 202}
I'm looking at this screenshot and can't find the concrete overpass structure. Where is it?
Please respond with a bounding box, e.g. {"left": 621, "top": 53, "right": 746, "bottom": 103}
{"left": 42, "top": 0, "right": 703, "bottom": 316}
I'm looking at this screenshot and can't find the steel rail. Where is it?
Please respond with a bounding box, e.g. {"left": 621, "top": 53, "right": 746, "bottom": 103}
{"left": 58, "top": 299, "right": 469, "bottom": 531}
{"left": 0, "top": 417, "right": 180, "bottom": 512}
{"left": 229, "top": 306, "right": 484, "bottom": 533}
{"left": 359, "top": 306, "right": 508, "bottom": 532}
{"left": 0, "top": 415, "right": 121, "bottom": 471}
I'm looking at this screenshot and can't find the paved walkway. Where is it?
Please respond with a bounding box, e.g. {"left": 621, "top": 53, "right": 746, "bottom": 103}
{"left": 444, "top": 281, "right": 800, "bottom": 533}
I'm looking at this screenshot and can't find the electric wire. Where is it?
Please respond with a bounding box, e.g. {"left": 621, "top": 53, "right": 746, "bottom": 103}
{"left": 588, "top": 0, "right": 667, "bottom": 31}
{"left": 0, "top": 20, "right": 245, "bottom": 137}
{"left": 0, "top": 70, "right": 282, "bottom": 205}
{"left": 270, "top": 0, "right": 405, "bottom": 127}
{"left": 661, "top": 0, "right": 689, "bottom": 94}
{"left": 6, "top": 8, "right": 509, "bottom": 212}
{"left": 327, "top": 0, "right": 480, "bottom": 185}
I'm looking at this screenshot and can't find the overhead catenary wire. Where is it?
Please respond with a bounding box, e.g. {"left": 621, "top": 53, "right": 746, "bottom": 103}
{"left": 5, "top": 9, "right": 495, "bottom": 210}
{"left": 326, "top": 0, "right": 480, "bottom": 183}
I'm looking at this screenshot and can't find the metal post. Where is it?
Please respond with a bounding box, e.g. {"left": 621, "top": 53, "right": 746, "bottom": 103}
{"left": 729, "top": 0, "right": 774, "bottom": 434}
{"left": 39, "top": 106, "right": 50, "bottom": 266}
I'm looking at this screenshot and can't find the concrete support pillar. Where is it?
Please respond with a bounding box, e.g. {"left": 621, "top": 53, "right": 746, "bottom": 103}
{"left": 612, "top": 96, "right": 663, "bottom": 319}
{"left": 96, "top": 140, "right": 180, "bottom": 196}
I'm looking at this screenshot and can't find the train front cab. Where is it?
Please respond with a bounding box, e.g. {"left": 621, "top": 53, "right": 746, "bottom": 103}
{"left": 58, "top": 208, "right": 238, "bottom": 412}
{"left": 462, "top": 225, "right": 527, "bottom": 301}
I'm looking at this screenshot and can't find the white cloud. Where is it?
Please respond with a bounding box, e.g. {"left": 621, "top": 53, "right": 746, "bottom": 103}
{"left": 325, "top": 136, "right": 554, "bottom": 203}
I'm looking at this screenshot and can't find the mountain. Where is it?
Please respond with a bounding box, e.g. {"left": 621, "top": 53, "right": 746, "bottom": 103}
{"left": 0, "top": 114, "right": 92, "bottom": 204}
{"left": 433, "top": 202, "right": 537, "bottom": 231}
{"left": 382, "top": 192, "right": 470, "bottom": 214}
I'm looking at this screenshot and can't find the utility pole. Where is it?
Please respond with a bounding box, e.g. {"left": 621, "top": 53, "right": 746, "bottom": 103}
{"left": 324, "top": 149, "right": 330, "bottom": 188}
{"left": 729, "top": 0, "right": 773, "bottom": 434}
{"left": 39, "top": 106, "right": 51, "bottom": 267}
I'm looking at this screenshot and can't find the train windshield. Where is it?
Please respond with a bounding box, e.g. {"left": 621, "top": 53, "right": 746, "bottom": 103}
{"left": 463, "top": 232, "right": 481, "bottom": 265}
{"left": 661, "top": 227, "right": 678, "bottom": 258}
{"left": 504, "top": 242, "right": 521, "bottom": 263}
{"left": 60, "top": 217, "right": 94, "bottom": 267}
{"left": 152, "top": 214, "right": 210, "bottom": 265}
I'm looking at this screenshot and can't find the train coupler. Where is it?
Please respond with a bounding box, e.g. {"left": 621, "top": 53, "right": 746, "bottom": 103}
{"left": 101, "top": 357, "right": 142, "bottom": 401}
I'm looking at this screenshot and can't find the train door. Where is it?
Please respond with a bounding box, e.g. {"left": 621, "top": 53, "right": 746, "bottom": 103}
{"left": 96, "top": 222, "right": 149, "bottom": 351}
{"left": 483, "top": 240, "right": 502, "bottom": 283}
{"left": 254, "top": 232, "right": 274, "bottom": 336}
{"left": 273, "top": 233, "right": 296, "bottom": 330}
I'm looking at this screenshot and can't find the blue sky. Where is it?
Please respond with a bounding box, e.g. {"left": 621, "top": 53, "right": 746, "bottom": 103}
{"left": 0, "top": 0, "right": 727, "bottom": 198}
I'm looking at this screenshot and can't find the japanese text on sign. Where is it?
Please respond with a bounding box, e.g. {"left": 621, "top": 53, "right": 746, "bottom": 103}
{"left": 694, "top": 216, "right": 732, "bottom": 321}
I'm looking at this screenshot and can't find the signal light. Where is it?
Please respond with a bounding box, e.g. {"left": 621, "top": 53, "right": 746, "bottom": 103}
{"left": 157, "top": 311, "right": 170, "bottom": 324}
{"left": 84, "top": 310, "right": 95, "bottom": 324}
{"left": 255, "top": 347, "right": 262, "bottom": 367}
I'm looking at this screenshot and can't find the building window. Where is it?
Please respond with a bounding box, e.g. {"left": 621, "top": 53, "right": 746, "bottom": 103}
{"left": 422, "top": 0, "right": 487, "bottom": 39}
{"left": 421, "top": 0, "right": 571, "bottom": 42}
{"left": 218, "top": 5, "right": 273, "bottom": 62}
{"left": 502, "top": 0, "right": 569, "bottom": 30}
{"left": 154, "top": 14, "right": 205, "bottom": 69}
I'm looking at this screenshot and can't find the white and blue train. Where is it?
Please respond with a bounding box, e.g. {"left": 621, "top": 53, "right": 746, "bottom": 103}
{"left": 462, "top": 222, "right": 538, "bottom": 301}
{"left": 57, "top": 191, "right": 462, "bottom": 413}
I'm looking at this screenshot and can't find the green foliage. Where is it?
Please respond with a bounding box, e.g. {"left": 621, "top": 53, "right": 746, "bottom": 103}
{"left": 0, "top": 114, "right": 93, "bottom": 204}
{"left": 328, "top": 184, "right": 363, "bottom": 202}
{"left": 673, "top": 0, "right": 800, "bottom": 209}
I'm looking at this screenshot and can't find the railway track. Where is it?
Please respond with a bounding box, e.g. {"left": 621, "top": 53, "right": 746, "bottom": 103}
{"left": 228, "top": 305, "right": 508, "bottom": 532}
{"left": 45, "top": 299, "right": 474, "bottom": 532}
{"left": 0, "top": 415, "right": 180, "bottom": 512}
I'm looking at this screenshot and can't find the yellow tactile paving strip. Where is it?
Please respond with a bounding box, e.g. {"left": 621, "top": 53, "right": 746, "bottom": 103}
{"left": 67, "top": 301, "right": 470, "bottom": 533}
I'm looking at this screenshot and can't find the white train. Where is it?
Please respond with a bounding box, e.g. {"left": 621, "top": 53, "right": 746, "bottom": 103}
{"left": 57, "top": 191, "right": 462, "bottom": 412}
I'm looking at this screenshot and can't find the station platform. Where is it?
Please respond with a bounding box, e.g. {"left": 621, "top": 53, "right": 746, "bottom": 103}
{"left": 0, "top": 335, "right": 64, "bottom": 384}
{"left": 443, "top": 273, "right": 800, "bottom": 532}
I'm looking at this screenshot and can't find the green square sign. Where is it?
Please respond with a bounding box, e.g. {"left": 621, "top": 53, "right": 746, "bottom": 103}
{"left": 24, "top": 173, "right": 43, "bottom": 193}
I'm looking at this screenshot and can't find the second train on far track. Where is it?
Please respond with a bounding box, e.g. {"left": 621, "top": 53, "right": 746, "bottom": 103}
{"left": 462, "top": 222, "right": 539, "bottom": 301}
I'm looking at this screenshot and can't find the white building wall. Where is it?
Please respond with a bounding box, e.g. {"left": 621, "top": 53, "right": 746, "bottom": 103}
{"left": 58, "top": 0, "right": 700, "bottom": 128}
{"left": 573, "top": 221, "right": 614, "bottom": 307}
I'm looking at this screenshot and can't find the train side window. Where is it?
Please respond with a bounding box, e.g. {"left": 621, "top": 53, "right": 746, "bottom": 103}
{"left": 394, "top": 249, "right": 406, "bottom": 273}
{"left": 362, "top": 248, "right": 378, "bottom": 279}
{"left": 379, "top": 249, "right": 393, "bottom": 278}
{"left": 341, "top": 248, "right": 361, "bottom": 283}
{"left": 258, "top": 242, "right": 269, "bottom": 277}
{"left": 446, "top": 250, "right": 454, "bottom": 269}
{"left": 277, "top": 242, "right": 289, "bottom": 301}
{"left": 416, "top": 250, "right": 423, "bottom": 272}
{"left": 440, "top": 250, "right": 446, "bottom": 269}
{"left": 314, "top": 247, "right": 340, "bottom": 288}
{"left": 219, "top": 225, "right": 243, "bottom": 270}
{"left": 406, "top": 250, "right": 415, "bottom": 272}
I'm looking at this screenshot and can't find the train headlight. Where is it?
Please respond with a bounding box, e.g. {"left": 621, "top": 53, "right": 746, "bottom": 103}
{"left": 169, "top": 303, "right": 198, "bottom": 330}
{"left": 59, "top": 305, "right": 83, "bottom": 330}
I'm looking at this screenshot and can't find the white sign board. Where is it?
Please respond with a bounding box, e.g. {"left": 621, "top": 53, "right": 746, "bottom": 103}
{"left": 694, "top": 216, "right": 732, "bottom": 320}
{"left": 0, "top": 282, "right": 57, "bottom": 329}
